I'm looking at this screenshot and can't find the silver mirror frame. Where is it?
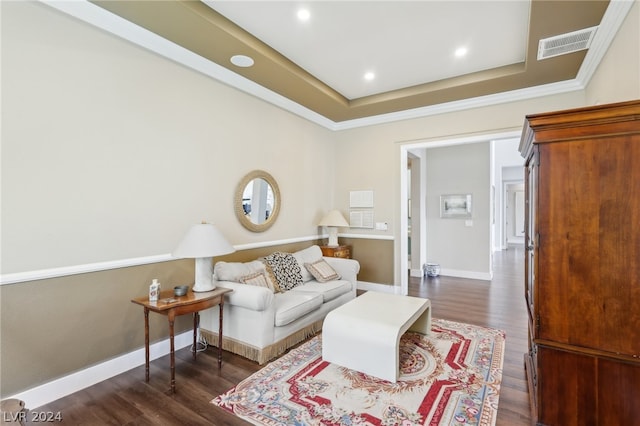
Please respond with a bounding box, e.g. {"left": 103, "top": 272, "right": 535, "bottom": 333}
{"left": 234, "top": 170, "right": 281, "bottom": 232}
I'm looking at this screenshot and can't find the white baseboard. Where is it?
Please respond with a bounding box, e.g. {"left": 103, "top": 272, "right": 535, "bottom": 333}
{"left": 8, "top": 331, "right": 193, "bottom": 410}
{"left": 412, "top": 269, "right": 492, "bottom": 281}
{"left": 440, "top": 269, "right": 492, "bottom": 281}
{"left": 356, "top": 281, "right": 403, "bottom": 294}
{"left": 409, "top": 268, "right": 423, "bottom": 277}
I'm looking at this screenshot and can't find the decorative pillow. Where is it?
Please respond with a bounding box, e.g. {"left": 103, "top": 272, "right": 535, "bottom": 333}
{"left": 262, "top": 252, "right": 303, "bottom": 291}
{"left": 292, "top": 245, "right": 324, "bottom": 282}
{"left": 258, "top": 260, "right": 282, "bottom": 293}
{"left": 238, "top": 271, "right": 276, "bottom": 293}
{"left": 214, "top": 260, "right": 265, "bottom": 282}
{"left": 305, "top": 258, "right": 341, "bottom": 283}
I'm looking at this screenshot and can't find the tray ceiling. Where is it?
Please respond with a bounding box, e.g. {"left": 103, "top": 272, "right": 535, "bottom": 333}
{"left": 84, "top": 0, "right": 621, "bottom": 127}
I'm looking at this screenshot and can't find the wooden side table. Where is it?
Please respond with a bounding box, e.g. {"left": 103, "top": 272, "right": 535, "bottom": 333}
{"left": 131, "top": 287, "right": 232, "bottom": 393}
{"left": 320, "top": 244, "right": 351, "bottom": 259}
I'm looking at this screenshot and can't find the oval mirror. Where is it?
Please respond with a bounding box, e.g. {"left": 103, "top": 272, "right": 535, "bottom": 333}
{"left": 234, "top": 170, "right": 280, "bottom": 232}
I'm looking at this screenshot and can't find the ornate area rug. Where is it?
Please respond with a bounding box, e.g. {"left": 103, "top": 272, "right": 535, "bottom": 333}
{"left": 212, "top": 319, "right": 505, "bottom": 426}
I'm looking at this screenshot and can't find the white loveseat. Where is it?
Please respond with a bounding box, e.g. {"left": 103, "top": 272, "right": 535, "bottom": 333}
{"left": 200, "top": 245, "right": 360, "bottom": 364}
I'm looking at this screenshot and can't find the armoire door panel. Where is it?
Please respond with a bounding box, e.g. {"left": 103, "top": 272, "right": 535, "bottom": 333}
{"left": 536, "top": 136, "right": 640, "bottom": 355}
{"left": 538, "top": 347, "right": 597, "bottom": 426}
{"left": 597, "top": 358, "right": 640, "bottom": 424}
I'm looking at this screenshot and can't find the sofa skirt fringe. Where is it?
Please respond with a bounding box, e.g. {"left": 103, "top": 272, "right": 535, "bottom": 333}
{"left": 202, "top": 319, "right": 324, "bottom": 365}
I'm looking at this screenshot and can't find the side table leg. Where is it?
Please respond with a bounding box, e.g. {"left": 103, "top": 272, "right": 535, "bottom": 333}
{"left": 193, "top": 312, "right": 198, "bottom": 360}
{"left": 218, "top": 301, "right": 224, "bottom": 368}
{"left": 144, "top": 308, "right": 150, "bottom": 383}
{"left": 169, "top": 316, "right": 176, "bottom": 393}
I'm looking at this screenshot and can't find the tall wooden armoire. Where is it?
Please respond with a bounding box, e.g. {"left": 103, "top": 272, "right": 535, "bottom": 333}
{"left": 519, "top": 100, "right": 640, "bottom": 425}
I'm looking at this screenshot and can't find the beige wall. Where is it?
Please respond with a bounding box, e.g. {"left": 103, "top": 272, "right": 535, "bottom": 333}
{"left": 1, "top": 0, "right": 639, "bottom": 401}
{"left": 586, "top": 1, "right": 640, "bottom": 105}
{"left": 340, "top": 238, "right": 394, "bottom": 284}
{"left": 0, "top": 259, "right": 195, "bottom": 396}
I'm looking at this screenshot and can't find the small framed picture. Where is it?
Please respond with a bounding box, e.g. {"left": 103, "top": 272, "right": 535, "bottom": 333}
{"left": 440, "top": 194, "right": 472, "bottom": 218}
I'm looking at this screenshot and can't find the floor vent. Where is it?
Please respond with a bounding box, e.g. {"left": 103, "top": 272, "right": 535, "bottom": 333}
{"left": 537, "top": 26, "right": 598, "bottom": 60}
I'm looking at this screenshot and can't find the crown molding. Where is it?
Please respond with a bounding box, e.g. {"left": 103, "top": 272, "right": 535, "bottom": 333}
{"left": 575, "top": 0, "right": 636, "bottom": 85}
{"left": 332, "top": 79, "right": 586, "bottom": 131}
{"left": 40, "top": 0, "right": 632, "bottom": 131}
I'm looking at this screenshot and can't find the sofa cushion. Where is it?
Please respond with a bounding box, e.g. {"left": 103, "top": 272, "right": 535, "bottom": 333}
{"left": 274, "top": 293, "right": 323, "bottom": 326}
{"left": 263, "top": 252, "right": 303, "bottom": 291}
{"left": 290, "top": 280, "right": 352, "bottom": 303}
{"left": 304, "top": 258, "right": 341, "bottom": 282}
{"left": 292, "top": 245, "right": 324, "bottom": 282}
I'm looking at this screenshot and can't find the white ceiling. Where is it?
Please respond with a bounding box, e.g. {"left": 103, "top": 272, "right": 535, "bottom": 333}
{"left": 205, "top": 1, "right": 531, "bottom": 99}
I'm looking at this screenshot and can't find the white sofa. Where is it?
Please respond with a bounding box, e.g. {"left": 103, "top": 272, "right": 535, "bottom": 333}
{"left": 200, "top": 245, "right": 360, "bottom": 364}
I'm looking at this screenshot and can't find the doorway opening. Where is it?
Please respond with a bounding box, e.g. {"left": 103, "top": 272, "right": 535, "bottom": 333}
{"left": 398, "top": 130, "right": 522, "bottom": 294}
{"left": 504, "top": 180, "right": 525, "bottom": 247}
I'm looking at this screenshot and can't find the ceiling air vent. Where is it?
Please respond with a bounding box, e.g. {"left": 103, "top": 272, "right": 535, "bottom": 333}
{"left": 537, "top": 26, "right": 598, "bottom": 60}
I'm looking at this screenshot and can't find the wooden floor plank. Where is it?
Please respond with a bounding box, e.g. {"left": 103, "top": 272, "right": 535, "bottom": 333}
{"left": 31, "top": 247, "right": 530, "bottom": 425}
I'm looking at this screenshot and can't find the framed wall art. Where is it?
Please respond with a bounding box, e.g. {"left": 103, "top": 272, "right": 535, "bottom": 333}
{"left": 440, "top": 194, "right": 472, "bottom": 218}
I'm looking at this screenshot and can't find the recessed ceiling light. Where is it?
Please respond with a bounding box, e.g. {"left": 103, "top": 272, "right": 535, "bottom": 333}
{"left": 297, "top": 8, "right": 311, "bottom": 21}
{"left": 230, "top": 55, "right": 254, "bottom": 67}
{"left": 364, "top": 72, "right": 375, "bottom": 81}
{"left": 455, "top": 47, "right": 468, "bottom": 58}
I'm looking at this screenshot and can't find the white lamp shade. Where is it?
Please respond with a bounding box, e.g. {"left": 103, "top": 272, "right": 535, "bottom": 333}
{"left": 319, "top": 210, "right": 348, "bottom": 247}
{"left": 172, "top": 223, "right": 235, "bottom": 259}
{"left": 318, "top": 210, "right": 349, "bottom": 227}
{"left": 172, "top": 223, "right": 235, "bottom": 292}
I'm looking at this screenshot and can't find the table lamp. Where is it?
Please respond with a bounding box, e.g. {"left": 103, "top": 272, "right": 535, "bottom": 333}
{"left": 318, "top": 210, "right": 349, "bottom": 247}
{"left": 172, "top": 223, "right": 235, "bottom": 292}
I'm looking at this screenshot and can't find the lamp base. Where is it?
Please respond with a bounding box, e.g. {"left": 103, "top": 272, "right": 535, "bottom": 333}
{"left": 327, "top": 227, "right": 339, "bottom": 247}
{"left": 192, "top": 257, "right": 216, "bottom": 292}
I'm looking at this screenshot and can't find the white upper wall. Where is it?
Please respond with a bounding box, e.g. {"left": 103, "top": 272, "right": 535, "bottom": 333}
{"left": 586, "top": 1, "right": 640, "bottom": 105}
{"left": 494, "top": 138, "right": 523, "bottom": 167}
{"left": 1, "top": 2, "right": 336, "bottom": 274}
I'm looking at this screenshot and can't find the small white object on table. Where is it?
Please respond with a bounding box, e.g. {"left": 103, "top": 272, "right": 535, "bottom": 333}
{"left": 322, "top": 291, "right": 431, "bottom": 382}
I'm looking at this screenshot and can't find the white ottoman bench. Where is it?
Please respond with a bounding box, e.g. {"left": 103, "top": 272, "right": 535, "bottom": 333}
{"left": 322, "top": 291, "right": 431, "bottom": 382}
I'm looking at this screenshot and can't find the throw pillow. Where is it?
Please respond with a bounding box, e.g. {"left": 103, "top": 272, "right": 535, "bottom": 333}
{"left": 258, "top": 260, "right": 283, "bottom": 293}
{"left": 305, "top": 258, "right": 341, "bottom": 283}
{"left": 215, "top": 260, "right": 266, "bottom": 282}
{"left": 238, "top": 271, "right": 276, "bottom": 293}
{"left": 292, "top": 245, "right": 324, "bottom": 282}
{"left": 262, "top": 252, "right": 303, "bottom": 291}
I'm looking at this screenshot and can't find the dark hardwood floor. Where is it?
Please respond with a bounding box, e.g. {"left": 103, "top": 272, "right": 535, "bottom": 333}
{"left": 411, "top": 246, "right": 531, "bottom": 426}
{"left": 33, "top": 247, "right": 530, "bottom": 425}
